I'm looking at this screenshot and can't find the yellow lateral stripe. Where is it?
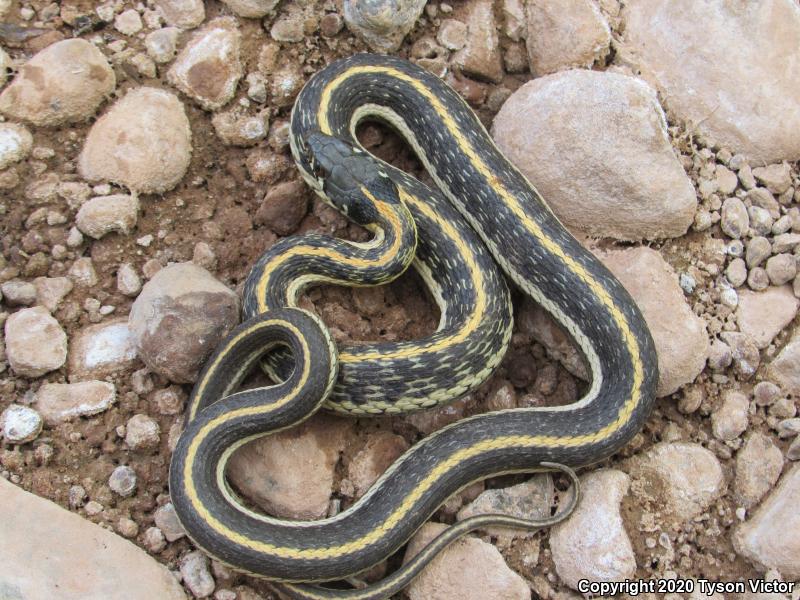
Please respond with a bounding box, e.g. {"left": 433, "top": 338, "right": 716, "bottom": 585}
{"left": 255, "top": 194, "right": 407, "bottom": 313}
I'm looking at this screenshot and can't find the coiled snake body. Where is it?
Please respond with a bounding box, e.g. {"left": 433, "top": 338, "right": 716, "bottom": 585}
{"left": 170, "top": 54, "right": 658, "bottom": 599}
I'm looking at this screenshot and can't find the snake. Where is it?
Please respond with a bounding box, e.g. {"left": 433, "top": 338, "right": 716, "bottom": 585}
{"left": 169, "top": 54, "right": 658, "bottom": 599}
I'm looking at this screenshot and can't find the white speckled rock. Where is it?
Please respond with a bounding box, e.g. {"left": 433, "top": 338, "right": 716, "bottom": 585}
{"left": 5, "top": 306, "right": 67, "bottom": 377}
{"left": 0, "top": 478, "right": 186, "bottom": 600}
{"left": 736, "top": 286, "right": 799, "bottom": 349}
{"left": 550, "top": 470, "right": 635, "bottom": 590}
{"left": 628, "top": 442, "right": 724, "bottom": 522}
{"left": 619, "top": 0, "right": 800, "bottom": 163}
{"left": 125, "top": 414, "right": 160, "bottom": 452}
{"left": 0, "top": 405, "right": 43, "bottom": 444}
{"left": 403, "top": 522, "right": 530, "bottom": 600}
{"left": 492, "top": 70, "right": 696, "bottom": 240}
{"left": 128, "top": 263, "right": 239, "bottom": 383}
{"left": 79, "top": 87, "right": 191, "bottom": 194}
{"left": 767, "top": 334, "right": 800, "bottom": 395}
{"left": 0, "top": 39, "right": 115, "bottom": 127}
{"left": 34, "top": 381, "right": 116, "bottom": 426}
{"left": 167, "top": 17, "right": 243, "bottom": 111}
{"left": 525, "top": 0, "right": 610, "bottom": 75}
{"left": 0, "top": 123, "right": 33, "bottom": 170}
{"left": 734, "top": 465, "right": 800, "bottom": 577}
{"left": 180, "top": 551, "right": 215, "bottom": 598}
{"left": 344, "top": 0, "right": 427, "bottom": 53}
{"left": 346, "top": 431, "right": 409, "bottom": 498}
{"left": 735, "top": 433, "right": 784, "bottom": 509}
{"left": 68, "top": 318, "right": 139, "bottom": 381}
{"left": 226, "top": 414, "right": 350, "bottom": 519}
{"left": 598, "top": 246, "right": 709, "bottom": 396}
{"left": 75, "top": 194, "right": 140, "bottom": 239}
{"left": 154, "top": 502, "right": 186, "bottom": 542}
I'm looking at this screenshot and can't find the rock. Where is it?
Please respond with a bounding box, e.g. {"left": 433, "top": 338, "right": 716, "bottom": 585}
{"left": 33, "top": 276, "right": 73, "bottom": 312}
{"left": 707, "top": 340, "right": 732, "bottom": 371}
{"left": 403, "top": 522, "right": 530, "bottom": 600}
{"left": 68, "top": 318, "right": 139, "bottom": 381}
{"left": 735, "top": 433, "right": 784, "bottom": 509}
{"left": 753, "top": 163, "right": 793, "bottom": 195}
{"left": 1, "top": 280, "right": 36, "bottom": 306}
{"left": 68, "top": 257, "right": 98, "bottom": 287}
{"left": 736, "top": 286, "right": 799, "bottom": 349}
{"left": 720, "top": 332, "right": 760, "bottom": 379}
{"left": 129, "top": 263, "right": 239, "bottom": 383}
{"left": 146, "top": 27, "right": 180, "bottom": 64}
{"left": 115, "top": 9, "right": 143, "bottom": 35}
{"left": 5, "top": 306, "right": 67, "bottom": 377}
{"left": 156, "top": 0, "right": 205, "bottom": 29}
{"left": 347, "top": 431, "right": 409, "bottom": 497}
{"left": 0, "top": 48, "right": 9, "bottom": 86}
{"left": 34, "top": 381, "right": 116, "bottom": 426}
{"left": 226, "top": 414, "right": 349, "bottom": 519}
{"left": 620, "top": 0, "right": 800, "bottom": 163}
{"left": 125, "top": 414, "right": 160, "bottom": 452}
{"left": 254, "top": 180, "right": 309, "bottom": 235}
{"left": 492, "top": 70, "right": 696, "bottom": 241}
{"left": 437, "top": 19, "right": 467, "bottom": 50}
{"left": 75, "top": 194, "right": 139, "bottom": 239}
{"left": 715, "top": 165, "right": 739, "bottom": 195}
{"left": 343, "top": 0, "right": 427, "bottom": 52}
{"left": 452, "top": 0, "right": 504, "bottom": 83}
{"left": 0, "top": 123, "right": 33, "bottom": 169}
{"left": 721, "top": 197, "right": 749, "bottom": 239}
{"left": 109, "top": 465, "right": 137, "bottom": 497}
{"left": 726, "top": 258, "right": 747, "bottom": 287}
{"left": 0, "top": 39, "right": 115, "bottom": 127}
{"left": 525, "top": 0, "right": 610, "bottom": 75}
{"left": 746, "top": 236, "right": 772, "bottom": 268}
{"left": 754, "top": 381, "right": 781, "bottom": 407}
{"left": 628, "top": 442, "right": 724, "bottom": 522}
{"left": 517, "top": 300, "right": 587, "bottom": 380}
{"left": 456, "top": 475, "right": 554, "bottom": 538}
{"left": 765, "top": 254, "right": 797, "bottom": 286}
{"left": 712, "top": 390, "right": 750, "bottom": 441}
{"left": 221, "top": 0, "right": 279, "bottom": 18}
{"left": 79, "top": 87, "right": 191, "bottom": 195}
{"left": 0, "top": 404, "right": 43, "bottom": 444}
{"left": 212, "top": 109, "right": 269, "bottom": 146}
{"left": 0, "top": 478, "right": 186, "bottom": 600}
{"left": 599, "top": 247, "right": 708, "bottom": 396}
{"left": 748, "top": 188, "right": 781, "bottom": 220}
{"left": 550, "top": 470, "right": 635, "bottom": 590}
{"left": 143, "top": 527, "right": 167, "bottom": 553}
{"left": 154, "top": 503, "right": 186, "bottom": 542}
{"left": 734, "top": 465, "right": 800, "bottom": 577}
{"left": 180, "top": 551, "right": 215, "bottom": 598}
{"left": 768, "top": 336, "right": 800, "bottom": 395}
{"left": 270, "top": 9, "right": 306, "bottom": 42}
{"left": 117, "top": 263, "right": 143, "bottom": 297}
{"left": 748, "top": 267, "right": 770, "bottom": 292}
{"left": 167, "top": 17, "right": 243, "bottom": 111}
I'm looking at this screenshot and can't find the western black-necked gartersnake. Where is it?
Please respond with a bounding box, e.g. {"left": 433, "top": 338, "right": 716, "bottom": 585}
{"left": 170, "top": 54, "right": 658, "bottom": 599}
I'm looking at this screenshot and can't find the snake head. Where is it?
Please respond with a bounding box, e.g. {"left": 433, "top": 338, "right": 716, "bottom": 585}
{"left": 304, "top": 132, "right": 400, "bottom": 226}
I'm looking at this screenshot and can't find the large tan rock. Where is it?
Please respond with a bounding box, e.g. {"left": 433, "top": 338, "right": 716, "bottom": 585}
{"left": 736, "top": 286, "right": 799, "bottom": 349}
{"left": 525, "top": 0, "right": 610, "bottom": 75}
{"left": 550, "top": 470, "right": 635, "bottom": 590}
{"left": 79, "top": 88, "right": 191, "bottom": 194}
{"left": 403, "top": 522, "right": 530, "bottom": 600}
{"left": 0, "top": 39, "right": 115, "bottom": 126}
{"left": 226, "top": 414, "right": 351, "bottom": 519}
{"left": 0, "top": 478, "right": 186, "bottom": 600}
{"left": 128, "top": 263, "right": 239, "bottom": 383}
{"left": 767, "top": 334, "right": 800, "bottom": 395}
{"left": 452, "top": 0, "right": 504, "bottom": 83}
{"left": 620, "top": 0, "right": 800, "bottom": 163}
{"left": 167, "top": 17, "right": 243, "bottom": 111}
{"left": 5, "top": 306, "right": 67, "bottom": 377}
{"left": 493, "top": 70, "right": 696, "bottom": 241}
{"left": 598, "top": 247, "right": 709, "bottom": 396}
{"left": 343, "top": 0, "right": 427, "bottom": 53}
{"left": 734, "top": 465, "right": 800, "bottom": 577}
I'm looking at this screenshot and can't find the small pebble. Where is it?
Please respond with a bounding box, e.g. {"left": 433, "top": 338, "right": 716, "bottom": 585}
{"left": 180, "top": 551, "right": 216, "bottom": 598}
{"left": 109, "top": 465, "right": 137, "bottom": 497}
{"left": 765, "top": 254, "right": 797, "bottom": 286}
{"left": 144, "top": 526, "right": 167, "bottom": 553}
{"left": 125, "top": 414, "right": 160, "bottom": 451}
{"left": 0, "top": 404, "right": 43, "bottom": 444}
